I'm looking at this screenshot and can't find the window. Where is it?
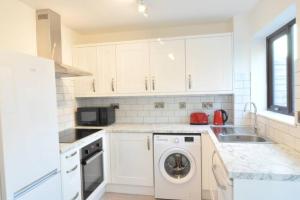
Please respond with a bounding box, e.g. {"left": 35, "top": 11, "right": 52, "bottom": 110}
{"left": 267, "top": 19, "right": 297, "bottom": 115}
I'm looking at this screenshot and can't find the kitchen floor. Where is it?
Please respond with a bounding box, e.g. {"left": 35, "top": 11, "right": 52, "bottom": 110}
{"left": 101, "top": 193, "right": 155, "bottom": 200}
{"left": 101, "top": 193, "right": 210, "bottom": 200}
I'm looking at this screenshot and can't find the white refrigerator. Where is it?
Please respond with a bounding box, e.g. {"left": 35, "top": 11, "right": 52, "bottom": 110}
{"left": 0, "top": 52, "right": 62, "bottom": 200}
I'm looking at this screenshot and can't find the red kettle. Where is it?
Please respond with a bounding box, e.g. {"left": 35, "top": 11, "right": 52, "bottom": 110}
{"left": 213, "top": 110, "right": 228, "bottom": 125}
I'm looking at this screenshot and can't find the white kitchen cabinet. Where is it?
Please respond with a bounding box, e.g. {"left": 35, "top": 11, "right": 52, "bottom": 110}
{"left": 149, "top": 39, "right": 186, "bottom": 93}
{"left": 97, "top": 45, "right": 117, "bottom": 95}
{"left": 204, "top": 133, "right": 233, "bottom": 200}
{"left": 73, "top": 46, "right": 98, "bottom": 96}
{"left": 186, "top": 34, "right": 233, "bottom": 93}
{"left": 60, "top": 149, "right": 82, "bottom": 200}
{"left": 202, "top": 134, "right": 215, "bottom": 199}
{"left": 116, "top": 42, "right": 150, "bottom": 94}
{"left": 110, "top": 133, "right": 153, "bottom": 186}
{"left": 211, "top": 150, "right": 233, "bottom": 200}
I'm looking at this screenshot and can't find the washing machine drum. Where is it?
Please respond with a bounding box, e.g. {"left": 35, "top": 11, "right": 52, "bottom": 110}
{"left": 159, "top": 148, "right": 196, "bottom": 184}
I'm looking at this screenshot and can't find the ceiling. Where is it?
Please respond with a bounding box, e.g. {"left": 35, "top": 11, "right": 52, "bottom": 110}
{"left": 20, "top": 0, "right": 259, "bottom": 34}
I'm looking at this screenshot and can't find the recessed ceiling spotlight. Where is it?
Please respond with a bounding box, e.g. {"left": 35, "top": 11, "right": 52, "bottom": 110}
{"left": 138, "top": 0, "right": 148, "bottom": 17}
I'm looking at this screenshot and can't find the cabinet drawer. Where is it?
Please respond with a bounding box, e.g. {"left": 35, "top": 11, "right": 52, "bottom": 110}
{"left": 61, "top": 149, "right": 80, "bottom": 169}
{"left": 62, "top": 178, "right": 81, "bottom": 200}
{"left": 61, "top": 149, "right": 82, "bottom": 200}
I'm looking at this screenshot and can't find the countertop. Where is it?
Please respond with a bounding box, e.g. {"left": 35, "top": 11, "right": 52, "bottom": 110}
{"left": 60, "top": 123, "right": 300, "bottom": 182}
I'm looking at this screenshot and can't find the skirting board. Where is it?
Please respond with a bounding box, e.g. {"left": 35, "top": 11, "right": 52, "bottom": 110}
{"left": 88, "top": 182, "right": 106, "bottom": 200}
{"left": 106, "top": 184, "right": 154, "bottom": 196}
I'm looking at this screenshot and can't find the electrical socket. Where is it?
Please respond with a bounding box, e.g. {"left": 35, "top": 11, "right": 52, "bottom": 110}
{"left": 202, "top": 102, "right": 213, "bottom": 109}
{"left": 110, "top": 103, "right": 119, "bottom": 109}
{"left": 154, "top": 102, "right": 165, "bottom": 109}
{"left": 179, "top": 102, "right": 186, "bottom": 109}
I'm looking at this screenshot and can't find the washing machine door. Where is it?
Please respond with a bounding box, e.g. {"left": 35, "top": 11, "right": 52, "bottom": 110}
{"left": 159, "top": 148, "right": 196, "bottom": 184}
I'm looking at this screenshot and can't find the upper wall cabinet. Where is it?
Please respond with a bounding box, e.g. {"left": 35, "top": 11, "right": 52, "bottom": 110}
{"left": 150, "top": 39, "right": 186, "bottom": 93}
{"left": 186, "top": 34, "right": 233, "bottom": 93}
{"left": 73, "top": 47, "right": 98, "bottom": 96}
{"left": 116, "top": 42, "right": 150, "bottom": 94}
{"left": 73, "top": 33, "right": 234, "bottom": 98}
{"left": 97, "top": 45, "right": 117, "bottom": 95}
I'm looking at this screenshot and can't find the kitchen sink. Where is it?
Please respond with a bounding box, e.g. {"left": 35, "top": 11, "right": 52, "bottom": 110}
{"left": 211, "top": 126, "right": 271, "bottom": 143}
{"left": 218, "top": 134, "right": 269, "bottom": 143}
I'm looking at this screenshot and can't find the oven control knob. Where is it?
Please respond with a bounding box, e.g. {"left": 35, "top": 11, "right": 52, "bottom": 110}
{"left": 85, "top": 150, "right": 89, "bottom": 154}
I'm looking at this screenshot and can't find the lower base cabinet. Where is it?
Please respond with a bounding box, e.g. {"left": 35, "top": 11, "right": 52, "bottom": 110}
{"left": 61, "top": 149, "right": 82, "bottom": 200}
{"left": 210, "top": 150, "right": 233, "bottom": 200}
{"left": 206, "top": 133, "right": 300, "bottom": 200}
{"left": 110, "top": 132, "right": 153, "bottom": 187}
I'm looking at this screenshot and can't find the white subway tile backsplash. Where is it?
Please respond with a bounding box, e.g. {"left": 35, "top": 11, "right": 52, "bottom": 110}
{"left": 56, "top": 78, "right": 76, "bottom": 131}
{"left": 77, "top": 95, "right": 234, "bottom": 124}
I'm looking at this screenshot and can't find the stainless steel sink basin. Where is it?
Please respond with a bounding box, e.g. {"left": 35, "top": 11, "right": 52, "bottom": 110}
{"left": 218, "top": 134, "right": 269, "bottom": 143}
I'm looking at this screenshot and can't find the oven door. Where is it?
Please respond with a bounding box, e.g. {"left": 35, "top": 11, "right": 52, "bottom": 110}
{"left": 81, "top": 150, "right": 104, "bottom": 199}
{"left": 76, "top": 108, "right": 100, "bottom": 126}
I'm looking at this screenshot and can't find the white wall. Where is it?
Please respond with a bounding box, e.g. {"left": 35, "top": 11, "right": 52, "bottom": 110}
{"left": 75, "top": 21, "right": 233, "bottom": 44}
{"left": 0, "top": 0, "right": 37, "bottom": 55}
{"left": 0, "top": 0, "right": 80, "bottom": 131}
{"left": 250, "top": 2, "right": 297, "bottom": 113}
{"left": 61, "top": 24, "right": 81, "bottom": 65}
{"left": 233, "top": 15, "right": 252, "bottom": 126}
{"left": 249, "top": 0, "right": 295, "bottom": 36}
{"left": 247, "top": 0, "right": 300, "bottom": 151}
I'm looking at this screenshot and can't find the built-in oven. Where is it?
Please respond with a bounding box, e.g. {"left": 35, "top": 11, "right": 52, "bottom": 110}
{"left": 81, "top": 138, "right": 104, "bottom": 199}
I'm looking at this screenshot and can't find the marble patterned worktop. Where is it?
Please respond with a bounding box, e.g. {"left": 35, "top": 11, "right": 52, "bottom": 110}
{"left": 60, "top": 124, "right": 300, "bottom": 182}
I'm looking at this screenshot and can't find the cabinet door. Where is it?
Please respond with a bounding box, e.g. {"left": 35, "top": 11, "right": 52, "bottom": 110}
{"left": 186, "top": 35, "right": 233, "bottom": 92}
{"left": 116, "top": 42, "right": 150, "bottom": 94}
{"left": 150, "top": 39, "right": 186, "bottom": 93}
{"left": 202, "top": 134, "right": 215, "bottom": 199}
{"left": 73, "top": 47, "right": 98, "bottom": 96}
{"left": 211, "top": 149, "right": 233, "bottom": 200}
{"left": 97, "top": 45, "right": 117, "bottom": 95}
{"left": 110, "top": 133, "right": 153, "bottom": 186}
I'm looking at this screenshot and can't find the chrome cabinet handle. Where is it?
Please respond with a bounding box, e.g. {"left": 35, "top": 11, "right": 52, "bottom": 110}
{"left": 66, "top": 165, "right": 78, "bottom": 174}
{"left": 145, "top": 77, "right": 148, "bottom": 91}
{"left": 111, "top": 78, "right": 115, "bottom": 92}
{"left": 147, "top": 136, "right": 150, "bottom": 151}
{"left": 152, "top": 77, "right": 155, "bottom": 91}
{"left": 65, "top": 151, "right": 77, "bottom": 159}
{"left": 92, "top": 79, "right": 96, "bottom": 92}
{"left": 188, "top": 74, "right": 192, "bottom": 89}
{"left": 70, "top": 192, "right": 79, "bottom": 200}
{"left": 212, "top": 151, "right": 227, "bottom": 190}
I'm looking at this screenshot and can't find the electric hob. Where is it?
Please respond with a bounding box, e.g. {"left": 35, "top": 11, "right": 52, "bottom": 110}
{"left": 59, "top": 128, "right": 102, "bottom": 143}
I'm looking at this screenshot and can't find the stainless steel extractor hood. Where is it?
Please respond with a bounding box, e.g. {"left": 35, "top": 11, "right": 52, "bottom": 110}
{"left": 36, "top": 9, "right": 91, "bottom": 77}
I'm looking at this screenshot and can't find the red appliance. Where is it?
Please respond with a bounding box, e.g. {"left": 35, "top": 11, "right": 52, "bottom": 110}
{"left": 213, "top": 110, "right": 228, "bottom": 125}
{"left": 190, "top": 112, "right": 209, "bottom": 125}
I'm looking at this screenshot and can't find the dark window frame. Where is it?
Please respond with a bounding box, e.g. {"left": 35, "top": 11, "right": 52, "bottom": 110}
{"left": 266, "top": 19, "right": 296, "bottom": 116}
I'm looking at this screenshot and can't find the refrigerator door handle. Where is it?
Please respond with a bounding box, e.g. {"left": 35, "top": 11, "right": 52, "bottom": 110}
{"left": 14, "top": 169, "right": 59, "bottom": 199}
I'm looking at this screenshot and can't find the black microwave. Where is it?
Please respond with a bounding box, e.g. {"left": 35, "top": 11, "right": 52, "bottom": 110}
{"left": 76, "top": 107, "right": 115, "bottom": 126}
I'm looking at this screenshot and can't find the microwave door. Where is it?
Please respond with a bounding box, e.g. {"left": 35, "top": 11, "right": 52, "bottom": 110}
{"left": 77, "top": 110, "right": 99, "bottom": 126}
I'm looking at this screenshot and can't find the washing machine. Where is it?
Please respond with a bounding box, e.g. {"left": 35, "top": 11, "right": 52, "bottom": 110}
{"left": 154, "top": 133, "right": 201, "bottom": 200}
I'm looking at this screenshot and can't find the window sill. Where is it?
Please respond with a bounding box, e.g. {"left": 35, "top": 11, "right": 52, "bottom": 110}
{"left": 257, "top": 111, "right": 296, "bottom": 126}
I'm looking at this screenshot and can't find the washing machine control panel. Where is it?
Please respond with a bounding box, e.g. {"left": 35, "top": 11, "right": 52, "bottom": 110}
{"left": 154, "top": 134, "right": 200, "bottom": 144}
{"left": 174, "top": 138, "right": 180, "bottom": 143}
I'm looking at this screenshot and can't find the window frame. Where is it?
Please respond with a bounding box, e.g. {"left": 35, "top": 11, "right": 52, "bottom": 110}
{"left": 266, "top": 19, "right": 296, "bottom": 116}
